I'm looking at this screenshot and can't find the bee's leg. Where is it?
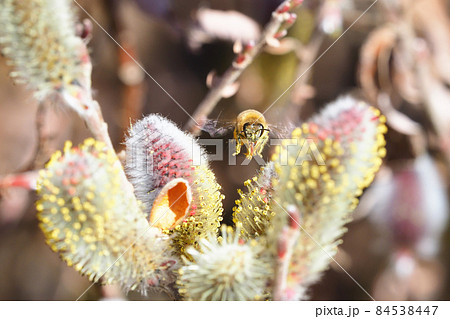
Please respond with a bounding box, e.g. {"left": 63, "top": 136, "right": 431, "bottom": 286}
{"left": 234, "top": 143, "right": 241, "bottom": 156}
{"left": 256, "top": 132, "right": 269, "bottom": 157}
{"left": 233, "top": 132, "right": 242, "bottom": 156}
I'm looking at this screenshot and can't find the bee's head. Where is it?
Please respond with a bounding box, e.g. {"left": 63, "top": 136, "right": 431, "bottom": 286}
{"left": 242, "top": 122, "right": 267, "bottom": 142}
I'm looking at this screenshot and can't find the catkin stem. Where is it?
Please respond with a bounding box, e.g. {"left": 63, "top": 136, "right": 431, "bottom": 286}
{"left": 273, "top": 206, "right": 301, "bottom": 301}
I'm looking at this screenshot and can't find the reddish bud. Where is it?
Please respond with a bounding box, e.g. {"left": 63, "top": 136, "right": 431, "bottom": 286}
{"left": 287, "top": 13, "right": 297, "bottom": 25}
{"left": 235, "top": 53, "right": 246, "bottom": 65}
{"left": 274, "top": 30, "right": 288, "bottom": 39}
{"left": 244, "top": 40, "right": 255, "bottom": 52}
{"left": 277, "top": 3, "right": 291, "bottom": 14}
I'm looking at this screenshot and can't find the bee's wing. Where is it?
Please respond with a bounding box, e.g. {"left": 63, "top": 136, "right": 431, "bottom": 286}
{"left": 198, "top": 119, "right": 235, "bottom": 137}
{"left": 268, "top": 122, "right": 296, "bottom": 139}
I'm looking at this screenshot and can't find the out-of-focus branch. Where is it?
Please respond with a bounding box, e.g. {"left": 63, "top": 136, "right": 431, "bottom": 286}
{"left": 185, "top": 0, "right": 304, "bottom": 135}
{"left": 394, "top": 0, "right": 450, "bottom": 166}
{"left": 70, "top": 96, "right": 135, "bottom": 194}
{"left": 361, "top": 0, "right": 450, "bottom": 163}
{"left": 377, "top": 93, "right": 426, "bottom": 156}
{"left": 61, "top": 87, "right": 115, "bottom": 154}
{"left": 31, "top": 102, "right": 50, "bottom": 169}
{"left": 28, "top": 101, "right": 64, "bottom": 170}
{"left": 290, "top": 31, "right": 325, "bottom": 107}
{"left": 112, "top": 1, "right": 146, "bottom": 134}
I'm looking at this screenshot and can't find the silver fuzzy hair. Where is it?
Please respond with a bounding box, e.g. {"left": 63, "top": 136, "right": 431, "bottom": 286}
{"left": 37, "top": 140, "right": 178, "bottom": 293}
{"left": 125, "top": 114, "right": 208, "bottom": 214}
{"left": 178, "top": 225, "right": 272, "bottom": 300}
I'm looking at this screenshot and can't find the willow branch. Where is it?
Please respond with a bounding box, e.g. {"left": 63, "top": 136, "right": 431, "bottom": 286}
{"left": 185, "top": 0, "right": 304, "bottom": 135}
{"left": 75, "top": 97, "right": 135, "bottom": 194}
{"left": 57, "top": 66, "right": 133, "bottom": 193}
{"left": 0, "top": 171, "right": 39, "bottom": 190}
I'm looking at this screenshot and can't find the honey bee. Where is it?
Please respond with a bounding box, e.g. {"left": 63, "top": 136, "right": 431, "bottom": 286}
{"left": 200, "top": 109, "right": 286, "bottom": 159}
{"left": 233, "top": 109, "right": 270, "bottom": 158}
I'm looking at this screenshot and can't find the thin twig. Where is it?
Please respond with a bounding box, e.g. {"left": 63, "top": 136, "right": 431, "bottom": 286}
{"left": 0, "top": 171, "right": 39, "bottom": 190}
{"left": 58, "top": 70, "right": 134, "bottom": 193}
{"left": 185, "top": 0, "right": 304, "bottom": 135}
{"left": 32, "top": 102, "right": 49, "bottom": 168}
{"left": 81, "top": 99, "right": 135, "bottom": 194}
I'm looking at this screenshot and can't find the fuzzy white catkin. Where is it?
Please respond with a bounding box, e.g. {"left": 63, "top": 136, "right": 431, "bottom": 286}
{"left": 0, "top": 0, "right": 91, "bottom": 101}
{"left": 177, "top": 226, "right": 272, "bottom": 300}
{"left": 271, "top": 96, "right": 386, "bottom": 299}
{"left": 232, "top": 96, "right": 387, "bottom": 300}
{"left": 125, "top": 114, "right": 224, "bottom": 256}
{"left": 125, "top": 114, "right": 208, "bottom": 213}
{"left": 36, "top": 139, "right": 177, "bottom": 293}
